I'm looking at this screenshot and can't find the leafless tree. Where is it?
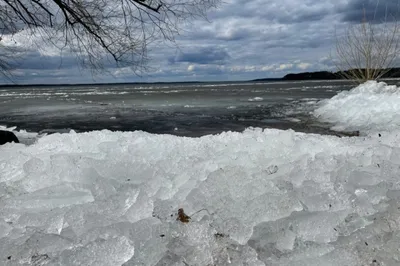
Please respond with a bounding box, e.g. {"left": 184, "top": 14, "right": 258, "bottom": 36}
{"left": 0, "top": 0, "right": 218, "bottom": 76}
{"left": 333, "top": 9, "right": 400, "bottom": 83}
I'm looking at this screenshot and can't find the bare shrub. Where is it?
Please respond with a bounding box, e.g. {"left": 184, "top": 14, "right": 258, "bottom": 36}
{"left": 333, "top": 9, "right": 400, "bottom": 83}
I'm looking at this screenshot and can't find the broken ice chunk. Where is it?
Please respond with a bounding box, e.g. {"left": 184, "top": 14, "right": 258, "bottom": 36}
{"left": 276, "top": 229, "right": 297, "bottom": 252}
{"left": 56, "top": 236, "right": 134, "bottom": 266}
{"left": 1, "top": 183, "right": 94, "bottom": 212}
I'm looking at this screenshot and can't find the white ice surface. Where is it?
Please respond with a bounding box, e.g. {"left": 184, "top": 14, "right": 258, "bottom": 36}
{"left": 314, "top": 81, "right": 400, "bottom": 133}
{"left": 1, "top": 127, "right": 400, "bottom": 265}
{"left": 248, "top": 97, "right": 263, "bottom": 102}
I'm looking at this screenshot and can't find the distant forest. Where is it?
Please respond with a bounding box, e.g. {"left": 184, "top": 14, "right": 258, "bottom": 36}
{"left": 254, "top": 68, "right": 400, "bottom": 81}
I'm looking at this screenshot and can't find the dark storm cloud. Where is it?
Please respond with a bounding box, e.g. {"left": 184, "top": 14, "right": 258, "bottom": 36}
{"left": 339, "top": 0, "right": 400, "bottom": 23}
{"left": 12, "top": 51, "right": 77, "bottom": 70}
{"left": 5, "top": 49, "right": 121, "bottom": 71}
{"left": 209, "top": 0, "right": 332, "bottom": 24}
{"left": 168, "top": 47, "right": 230, "bottom": 65}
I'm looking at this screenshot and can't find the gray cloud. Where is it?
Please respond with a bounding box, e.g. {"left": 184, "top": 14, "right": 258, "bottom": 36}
{"left": 168, "top": 47, "right": 230, "bottom": 65}
{"left": 2, "top": 46, "right": 123, "bottom": 72}
{"left": 339, "top": 0, "right": 400, "bottom": 23}
{"left": 12, "top": 51, "right": 77, "bottom": 70}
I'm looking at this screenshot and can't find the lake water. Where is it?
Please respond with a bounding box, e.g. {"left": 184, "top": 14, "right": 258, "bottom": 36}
{"left": 0, "top": 80, "right": 377, "bottom": 137}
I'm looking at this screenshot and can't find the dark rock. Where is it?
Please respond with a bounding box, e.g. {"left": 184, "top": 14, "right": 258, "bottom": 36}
{"left": 0, "top": 130, "right": 19, "bottom": 145}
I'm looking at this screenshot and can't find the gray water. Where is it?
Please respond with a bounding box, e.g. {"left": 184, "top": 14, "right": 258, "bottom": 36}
{"left": 0, "top": 80, "right": 369, "bottom": 137}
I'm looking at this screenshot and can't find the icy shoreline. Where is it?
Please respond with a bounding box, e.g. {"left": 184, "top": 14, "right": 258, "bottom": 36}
{"left": 314, "top": 81, "right": 400, "bottom": 134}
{"left": 1, "top": 81, "right": 400, "bottom": 265}
{"left": 1, "top": 128, "right": 400, "bottom": 265}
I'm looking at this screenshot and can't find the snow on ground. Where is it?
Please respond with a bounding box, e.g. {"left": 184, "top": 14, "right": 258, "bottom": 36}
{"left": 314, "top": 81, "right": 400, "bottom": 134}
{"left": 1, "top": 81, "right": 400, "bottom": 265}
{"left": 1, "top": 127, "right": 400, "bottom": 265}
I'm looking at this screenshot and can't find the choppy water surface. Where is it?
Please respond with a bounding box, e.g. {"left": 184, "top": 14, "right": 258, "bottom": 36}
{"left": 0, "top": 80, "right": 390, "bottom": 136}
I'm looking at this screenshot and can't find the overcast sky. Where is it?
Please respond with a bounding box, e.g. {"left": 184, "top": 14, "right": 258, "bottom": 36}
{"left": 1, "top": 0, "right": 398, "bottom": 84}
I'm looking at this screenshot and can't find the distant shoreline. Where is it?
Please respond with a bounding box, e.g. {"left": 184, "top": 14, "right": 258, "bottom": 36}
{"left": 254, "top": 68, "right": 400, "bottom": 82}
{"left": 2, "top": 69, "right": 400, "bottom": 87}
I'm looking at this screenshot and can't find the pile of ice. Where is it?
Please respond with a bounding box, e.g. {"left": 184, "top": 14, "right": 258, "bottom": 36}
{"left": 1, "top": 127, "right": 400, "bottom": 265}
{"left": 314, "top": 81, "right": 400, "bottom": 133}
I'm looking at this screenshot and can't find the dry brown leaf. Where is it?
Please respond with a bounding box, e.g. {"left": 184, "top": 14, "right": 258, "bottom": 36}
{"left": 177, "top": 208, "right": 191, "bottom": 223}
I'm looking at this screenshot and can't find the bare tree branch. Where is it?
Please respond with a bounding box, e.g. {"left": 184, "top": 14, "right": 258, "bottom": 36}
{"left": 0, "top": 0, "right": 218, "bottom": 78}
{"left": 332, "top": 7, "right": 400, "bottom": 84}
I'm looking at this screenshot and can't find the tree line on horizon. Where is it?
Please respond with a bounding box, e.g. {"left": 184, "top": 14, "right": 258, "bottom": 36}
{"left": 282, "top": 68, "right": 400, "bottom": 81}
